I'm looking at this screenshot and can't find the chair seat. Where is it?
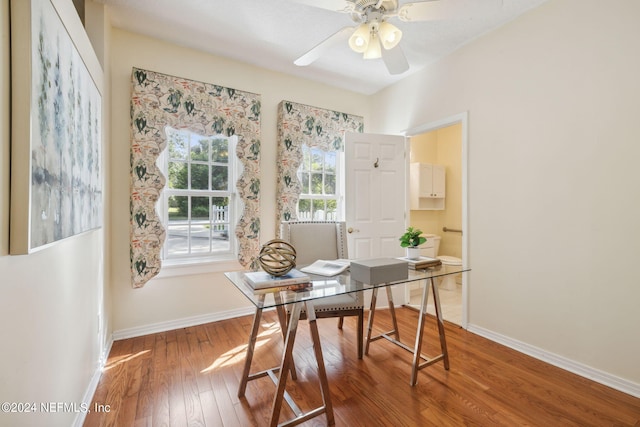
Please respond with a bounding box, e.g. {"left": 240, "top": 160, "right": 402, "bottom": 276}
{"left": 290, "top": 293, "right": 363, "bottom": 313}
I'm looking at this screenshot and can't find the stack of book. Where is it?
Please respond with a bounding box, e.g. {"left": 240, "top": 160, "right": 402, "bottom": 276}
{"left": 397, "top": 256, "right": 442, "bottom": 270}
{"left": 243, "top": 268, "right": 311, "bottom": 292}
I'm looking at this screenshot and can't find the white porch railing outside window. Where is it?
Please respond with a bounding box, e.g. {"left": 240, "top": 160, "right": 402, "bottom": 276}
{"left": 297, "top": 210, "right": 338, "bottom": 221}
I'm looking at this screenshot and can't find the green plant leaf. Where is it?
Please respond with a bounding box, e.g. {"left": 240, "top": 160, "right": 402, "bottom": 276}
{"left": 400, "top": 226, "right": 426, "bottom": 248}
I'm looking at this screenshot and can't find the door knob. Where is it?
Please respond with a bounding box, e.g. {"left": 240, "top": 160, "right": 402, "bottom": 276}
{"left": 347, "top": 227, "right": 359, "bottom": 233}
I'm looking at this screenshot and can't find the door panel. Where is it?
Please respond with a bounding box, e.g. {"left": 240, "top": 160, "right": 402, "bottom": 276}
{"left": 353, "top": 238, "right": 373, "bottom": 258}
{"left": 345, "top": 132, "right": 406, "bottom": 260}
{"left": 380, "top": 170, "right": 402, "bottom": 221}
{"left": 354, "top": 170, "right": 372, "bottom": 222}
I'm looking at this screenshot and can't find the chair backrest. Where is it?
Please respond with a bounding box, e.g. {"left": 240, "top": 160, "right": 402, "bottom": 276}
{"left": 280, "top": 221, "right": 348, "bottom": 267}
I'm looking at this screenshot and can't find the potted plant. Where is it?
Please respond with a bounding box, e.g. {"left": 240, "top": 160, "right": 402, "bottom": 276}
{"left": 399, "top": 226, "right": 427, "bottom": 260}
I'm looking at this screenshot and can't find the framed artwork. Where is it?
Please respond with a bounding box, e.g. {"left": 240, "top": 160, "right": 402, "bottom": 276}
{"left": 10, "top": 0, "right": 104, "bottom": 254}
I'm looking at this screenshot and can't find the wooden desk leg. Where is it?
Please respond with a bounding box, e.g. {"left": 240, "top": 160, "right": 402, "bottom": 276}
{"left": 274, "top": 295, "right": 298, "bottom": 381}
{"left": 430, "top": 277, "right": 450, "bottom": 370}
{"left": 410, "top": 278, "right": 451, "bottom": 386}
{"left": 238, "top": 294, "right": 265, "bottom": 398}
{"left": 364, "top": 287, "right": 379, "bottom": 355}
{"left": 386, "top": 286, "right": 400, "bottom": 341}
{"left": 357, "top": 309, "right": 364, "bottom": 359}
{"left": 270, "top": 302, "right": 302, "bottom": 426}
{"left": 410, "top": 279, "right": 430, "bottom": 386}
{"left": 306, "top": 301, "right": 335, "bottom": 426}
{"left": 366, "top": 285, "right": 400, "bottom": 356}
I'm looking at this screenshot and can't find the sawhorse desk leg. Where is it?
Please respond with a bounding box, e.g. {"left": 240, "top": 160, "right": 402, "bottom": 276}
{"left": 238, "top": 298, "right": 335, "bottom": 427}
{"left": 365, "top": 278, "right": 450, "bottom": 386}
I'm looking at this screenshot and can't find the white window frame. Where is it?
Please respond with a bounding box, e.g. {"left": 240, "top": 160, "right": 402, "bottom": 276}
{"left": 297, "top": 144, "right": 344, "bottom": 221}
{"left": 156, "top": 127, "right": 242, "bottom": 277}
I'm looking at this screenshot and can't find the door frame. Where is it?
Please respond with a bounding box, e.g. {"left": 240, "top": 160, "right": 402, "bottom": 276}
{"left": 403, "top": 112, "right": 469, "bottom": 328}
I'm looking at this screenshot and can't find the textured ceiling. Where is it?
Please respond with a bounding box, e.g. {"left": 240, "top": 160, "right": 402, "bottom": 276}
{"left": 97, "top": 0, "right": 549, "bottom": 94}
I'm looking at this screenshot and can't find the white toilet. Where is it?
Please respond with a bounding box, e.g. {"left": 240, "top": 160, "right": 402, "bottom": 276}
{"left": 420, "top": 234, "right": 462, "bottom": 291}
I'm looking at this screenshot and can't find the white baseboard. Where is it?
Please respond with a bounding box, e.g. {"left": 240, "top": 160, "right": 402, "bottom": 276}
{"left": 112, "top": 307, "right": 255, "bottom": 340}
{"left": 467, "top": 324, "right": 640, "bottom": 399}
{"left": 72, "top": 335, "right": 114, "bottom": 427}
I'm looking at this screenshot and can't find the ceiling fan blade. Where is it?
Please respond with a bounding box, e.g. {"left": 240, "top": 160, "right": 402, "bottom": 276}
{"left": 396, "top": 0, "right": 503, "bottom": 22}
{"left": 381, "top": 45, "right": 409, "bottom": 75}
{"left": 288, "top": 0, "right": 355, "bottom": 13}
{"left": 294, "top": 26, "right": 355, "bottom": 66}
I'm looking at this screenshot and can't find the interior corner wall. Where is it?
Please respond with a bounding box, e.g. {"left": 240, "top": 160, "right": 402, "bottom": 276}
{"left": 85, "top": 0, "right": 113, "bottom": 355}
{"left": 0, "top": 0, "right": 108, "bottom": 425}
{"left": 371, "top": 0, "right": 640, "bottom": 388}
{"left": 108, "top": 28, "right": 370, "bottom": 333}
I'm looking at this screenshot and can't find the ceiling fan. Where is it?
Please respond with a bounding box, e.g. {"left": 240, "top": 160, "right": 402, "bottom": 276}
{"left": 292, "top": 0, "right": 498, "bottom": 75}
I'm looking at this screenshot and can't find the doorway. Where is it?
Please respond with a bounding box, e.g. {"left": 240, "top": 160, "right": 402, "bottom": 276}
{"left": 404, "top": 113, "right": 469, "bottom": 328}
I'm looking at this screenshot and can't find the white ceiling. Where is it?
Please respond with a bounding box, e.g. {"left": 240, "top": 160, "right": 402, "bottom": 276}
{"left": 97, "top": 0, "right": 549, "bottom": 95}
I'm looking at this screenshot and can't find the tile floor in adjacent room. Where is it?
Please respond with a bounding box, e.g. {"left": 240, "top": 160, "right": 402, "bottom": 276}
{"left": 407, "top": 279, "right": 463, "bottom": 326}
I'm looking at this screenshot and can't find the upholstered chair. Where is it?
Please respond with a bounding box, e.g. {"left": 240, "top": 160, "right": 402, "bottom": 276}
{"left": 280, "top": 220, "right": 364, "bottom": 358}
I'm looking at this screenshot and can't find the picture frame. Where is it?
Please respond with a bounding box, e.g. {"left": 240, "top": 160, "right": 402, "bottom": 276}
{"left": 10, "top": 0, "right": 104, "bottom": 254}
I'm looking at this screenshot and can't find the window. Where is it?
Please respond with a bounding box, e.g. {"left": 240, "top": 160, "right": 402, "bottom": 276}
{"left": 297, "top": 144, "right": 342, "bottom": 221}
{"left": 160, "top": 127, "right": 238, "bottom": 264}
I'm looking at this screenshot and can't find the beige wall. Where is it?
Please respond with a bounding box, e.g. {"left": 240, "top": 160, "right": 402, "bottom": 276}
{"left": 109, "top": 29, "right": 370, "bottom": 333}
{"left": 2, "top": 0, "right": 639, "bottom": 415}
{"left": 0, "top": 1, "right": 110, "bottom": 426}
{"left": 372, "top": 0, "right": 640, "bottom": 386}
{"left": 409, "top": 123, "right": 463, "bottom": 258}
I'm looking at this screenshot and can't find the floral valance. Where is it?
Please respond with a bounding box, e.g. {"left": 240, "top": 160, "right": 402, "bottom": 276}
{"left": 130, "top": 68, "right": 261, "bottom": 288}
{"left": 275, "top": 100, "right": 364, "bottom": 232}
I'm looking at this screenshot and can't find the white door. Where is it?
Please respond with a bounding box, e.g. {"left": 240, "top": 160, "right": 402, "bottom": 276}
{"left": 344, "top": 132, "right": 406, "bottom": 259}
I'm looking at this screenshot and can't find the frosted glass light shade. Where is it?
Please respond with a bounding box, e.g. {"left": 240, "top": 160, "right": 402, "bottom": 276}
{"left": 379, "top": 21, "right": 402, "bottom": 50}
{"left": 363, "top": 34, "right": 382, "bottom": 59}
{"left": 348, "top": 24, "right": 371, "bottom": 53}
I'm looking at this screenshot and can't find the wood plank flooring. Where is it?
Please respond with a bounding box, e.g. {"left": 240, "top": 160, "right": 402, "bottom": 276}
{"left": 84, "top": 307, "right": 640, "bottom": 426}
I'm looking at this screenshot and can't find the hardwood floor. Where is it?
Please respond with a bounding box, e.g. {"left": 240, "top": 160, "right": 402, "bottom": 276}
{"left": 84, "top": 307, "right": 640, "bottom": 426}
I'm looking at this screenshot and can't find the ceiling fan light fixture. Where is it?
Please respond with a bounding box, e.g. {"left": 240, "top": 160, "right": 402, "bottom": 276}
{"left": 363, "top": 33, "right": 382, "bottom": 59}
{"left": 348, "top": 23, "right": 371, "bottom": 53}
{"left": 378, "top": 21, "right": 402, "bottom": 50}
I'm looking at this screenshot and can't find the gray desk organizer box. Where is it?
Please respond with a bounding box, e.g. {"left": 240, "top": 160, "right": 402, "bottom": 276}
{"left": 350, "top": 258, "right": 408, "bottom": 285}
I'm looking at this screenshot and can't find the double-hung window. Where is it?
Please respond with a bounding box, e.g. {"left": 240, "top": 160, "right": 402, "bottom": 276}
{"left": 160, "top": 127, "right": 239, "bottom": 266}
{"left": 297, "top": 144, "right": 343, "bottom": 221}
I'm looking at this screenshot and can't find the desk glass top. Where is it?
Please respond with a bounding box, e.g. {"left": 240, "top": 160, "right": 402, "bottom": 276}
{"left": 225, "top": 265, "right": 469, "bottom": 309}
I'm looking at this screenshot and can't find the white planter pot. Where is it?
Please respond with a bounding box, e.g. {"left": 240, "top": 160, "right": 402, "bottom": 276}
{"left": 406, "top": 247, "right": 420, "bottom": 260}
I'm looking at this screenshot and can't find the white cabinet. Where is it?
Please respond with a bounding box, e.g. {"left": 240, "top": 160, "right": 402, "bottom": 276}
{"left": 410, "top": 163, "right": 445, "bottom": 210}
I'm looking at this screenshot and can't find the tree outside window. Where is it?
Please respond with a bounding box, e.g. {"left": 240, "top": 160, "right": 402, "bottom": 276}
{"left": 297, "top": 145, "right": 340, "bottom": 221}
{"left": 162, "top": 127, "right": 236, "bottom": 260}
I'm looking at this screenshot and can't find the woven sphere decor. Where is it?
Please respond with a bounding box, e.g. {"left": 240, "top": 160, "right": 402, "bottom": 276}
{"left": 258, "top": 239, "right": 297, "bottom": 276}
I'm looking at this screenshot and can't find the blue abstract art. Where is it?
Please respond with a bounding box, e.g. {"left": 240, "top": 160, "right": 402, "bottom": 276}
{"left": 10, "top": 0, "right": 103, "bottom": 253}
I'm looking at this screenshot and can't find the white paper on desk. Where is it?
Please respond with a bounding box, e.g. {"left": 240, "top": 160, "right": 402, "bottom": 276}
{"left": 300, "top": 259, "right": 350, "bottom": 276}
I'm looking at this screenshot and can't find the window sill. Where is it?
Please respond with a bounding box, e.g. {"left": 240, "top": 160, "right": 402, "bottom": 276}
{"left": 155, "top": 257, "right": 243, "bottom": 279}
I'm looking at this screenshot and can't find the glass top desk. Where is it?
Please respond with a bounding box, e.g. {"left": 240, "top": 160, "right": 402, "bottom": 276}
{"left": 225, "top": 265, "right": 469, "bottom": 427}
